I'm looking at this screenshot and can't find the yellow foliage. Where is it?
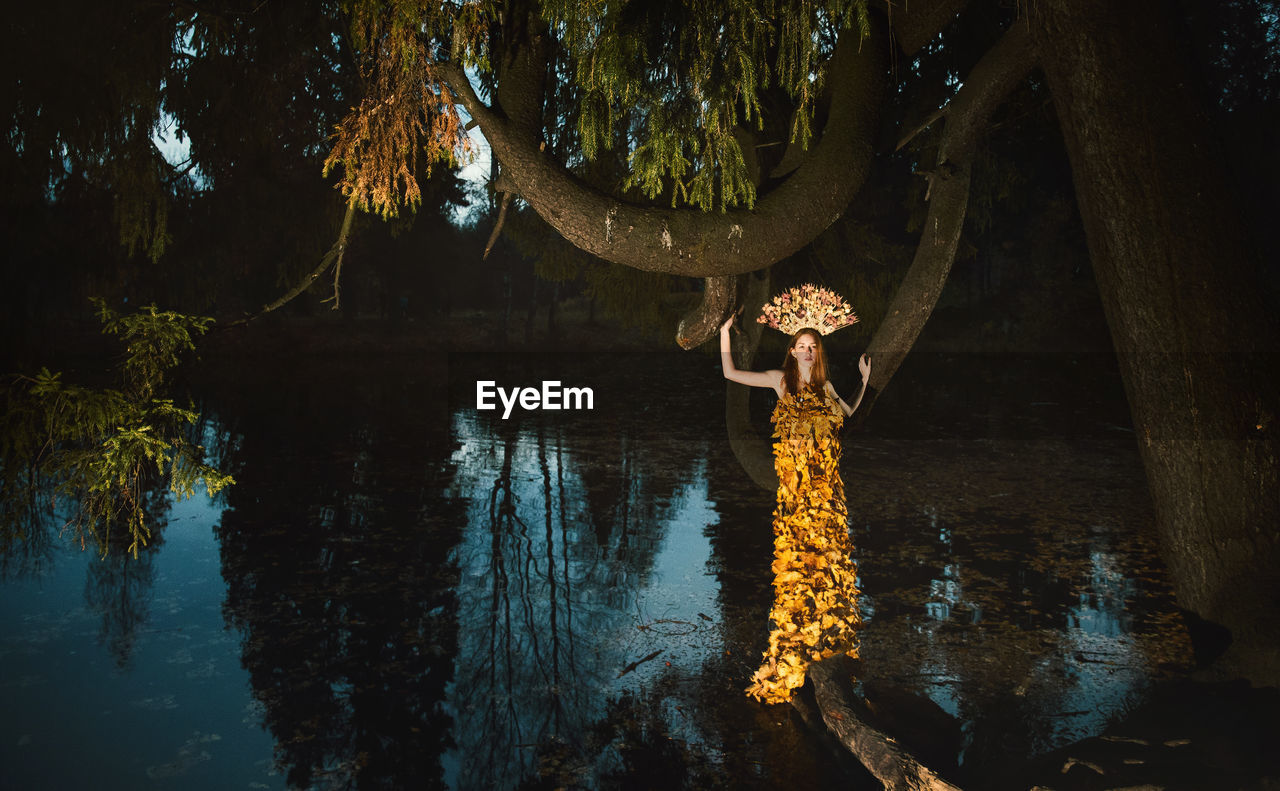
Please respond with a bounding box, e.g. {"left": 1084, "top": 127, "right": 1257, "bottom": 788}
{"left": 746, "top": 388, "right": 861, "bottom": 705}
{"left": 323, "top": 2, "right": 476, "bottom": 219}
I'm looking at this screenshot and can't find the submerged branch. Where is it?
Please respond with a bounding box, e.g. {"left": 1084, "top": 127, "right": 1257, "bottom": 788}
{"left": 807, "top": 656, "right": 963, "bottom": 791}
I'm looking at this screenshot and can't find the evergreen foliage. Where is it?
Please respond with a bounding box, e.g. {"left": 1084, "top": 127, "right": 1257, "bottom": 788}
{"left": 1, "top": 302, "right": 233, "bottom": 557}
{"left": 2, "top": 0, "right": 1275, "bottom": 337}
{"left": 542, "top": 0, "right": 870, "bottom": 210}
{"left": 326, "top": 0, "right": 870, "bottom": 215}
{"left": 1, "top": 1, "right": 370, "bottom": 324}
{"left": 322, "top": 1, "right": 476, "bottom": 218}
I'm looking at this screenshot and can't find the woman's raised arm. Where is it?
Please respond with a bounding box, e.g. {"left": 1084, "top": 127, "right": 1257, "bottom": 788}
{"left": 720, "top": 318, "right": 783, "bottom": 391}
{"left": 827, "top": 354, "right": 872, "bottom": 417}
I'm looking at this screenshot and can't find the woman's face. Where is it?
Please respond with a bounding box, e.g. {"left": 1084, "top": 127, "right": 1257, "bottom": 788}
{"left": 791, "top": 333, "right": 819, "bottom": 367}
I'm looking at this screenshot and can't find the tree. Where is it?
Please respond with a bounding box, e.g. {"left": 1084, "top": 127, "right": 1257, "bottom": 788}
{"left": 1027, "top": 0, "right": 1279, "bottom": 684}
{"left": 0, "top": 0, "right": 476, "bottom": 331}
{"left": 324, "top": 1, "right": 1279, "bottom": 689}
{"left": 1, "top": 301, "right": 232, "bottom": 556}
{"left": 2, "top": 0, "right": 1275, "bottom": 746}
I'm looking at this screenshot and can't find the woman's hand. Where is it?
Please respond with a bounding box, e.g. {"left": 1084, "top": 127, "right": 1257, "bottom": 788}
{"left": 858, "top": 353, "right": 872, "bottom": 383}
{"left": 720, "top": 314, "right": 783, "bottom": 392}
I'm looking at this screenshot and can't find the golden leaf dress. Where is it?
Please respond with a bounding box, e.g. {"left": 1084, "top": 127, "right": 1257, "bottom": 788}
{"left": 746, "top": 387, "right": 862, "bottom": 704}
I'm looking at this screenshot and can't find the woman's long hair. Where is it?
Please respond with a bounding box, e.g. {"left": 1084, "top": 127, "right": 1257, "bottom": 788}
{"left": 780, "top": 329, "right": 829, "bottom": 396}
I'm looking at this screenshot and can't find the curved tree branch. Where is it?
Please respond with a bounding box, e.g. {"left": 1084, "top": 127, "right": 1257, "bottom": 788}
{"left": 675, "top": 276, "right": 736, "bottom": 351}
{"left": 860, "top": 21, "right": 1036, "bottom": 413}
{"left": 224, "top": 199, "right": 358, "bottom": 328}
{"left": 441, "top": 22, "right": 886, "bottom": 280}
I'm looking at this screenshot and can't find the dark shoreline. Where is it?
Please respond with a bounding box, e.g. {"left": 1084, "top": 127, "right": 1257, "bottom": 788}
{"left": 3, "top": 293, "right": 1117, "bottom": 377}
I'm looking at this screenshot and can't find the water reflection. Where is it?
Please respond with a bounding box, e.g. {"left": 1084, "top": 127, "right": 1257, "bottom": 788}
{"left": 0, "top": 352, "right": 1198, "bottom": 789}
{"left": 85, "top": 547, "right": 158, "bottom": 669}
{"left": 0, "top": 486, "right": 62, "bottom": 580}
{"left": 210, "top": 366, "right": 464, "bottom": 789}
{"left": 188, "top": 353, "right": 851, "bottom": 789}
{"left": 443, "top": 408, "right": 730, "bottom": 788}
{"left": 848, "top": 430, "right": 1194, "bottom": 780}
{"left": 1, "top": 463, "right": 177, "bottom": 672}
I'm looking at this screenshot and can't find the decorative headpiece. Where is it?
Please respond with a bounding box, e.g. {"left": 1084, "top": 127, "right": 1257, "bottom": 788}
{"left": 757, "top": 283, "right": 858, "bottom": 336}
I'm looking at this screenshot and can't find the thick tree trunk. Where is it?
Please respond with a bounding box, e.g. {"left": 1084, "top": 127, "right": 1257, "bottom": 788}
{"left": 862, "top": 22, "right": 1036, "bottom": 405}
{"left": 1031, "top": 0, "right": 1280, "bottom": 684}
{"left": 444, "top": 2, "right": 981, "bottom": 352}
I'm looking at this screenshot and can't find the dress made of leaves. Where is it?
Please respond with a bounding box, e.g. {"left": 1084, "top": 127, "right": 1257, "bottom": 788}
{"left": 746, "top": 387, "right": 862, "bottom": 704}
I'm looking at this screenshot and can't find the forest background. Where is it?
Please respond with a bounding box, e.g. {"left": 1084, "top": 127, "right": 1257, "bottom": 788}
{"left": 12, "top": 1, "right": 1277, "bottom": 357}
{"left": 2, "top": 0, "right": 1278, "bottom": 689}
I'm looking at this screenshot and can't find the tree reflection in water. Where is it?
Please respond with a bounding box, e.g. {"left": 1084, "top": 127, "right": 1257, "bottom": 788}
{"left": 0, "top": 477, "right": 61, "bottom": 581}
{"left": 208, "top": 364, "right": 465, "bottom": 790}
{"left": 180, "top": 352, "right": 1198, "bottom": 789}
{"left": 444, "top": 408, "right": 719, "bottom": 788}
{"left": 85, "top": 540, "right": 159, "bottom": 669}
{"left": 0, "top": 458, "right": 174, "bottom": 672}
{"left": 846, "top": 428, "right": 1197, "bottom": 783}
{"left": 0, "top": 351, "right": 1218, "bottom": 788}
{"left": 190, "top": 354, "right": 854, "bottom": 790}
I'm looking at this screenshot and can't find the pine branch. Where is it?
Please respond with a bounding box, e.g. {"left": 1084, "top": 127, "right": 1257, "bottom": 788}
{"left": 226, "top": 200, "right": 357, "bottom": 326}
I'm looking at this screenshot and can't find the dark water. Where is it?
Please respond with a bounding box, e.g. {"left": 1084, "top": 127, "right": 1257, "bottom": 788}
{"left": 0, "top": 350, "right": 1193, "bottom": 789}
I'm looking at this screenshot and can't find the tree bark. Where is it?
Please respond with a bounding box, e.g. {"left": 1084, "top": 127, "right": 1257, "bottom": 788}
{"left": 676, "top": 276, "right": 736, "bottom": 351}
{"left": 807, "top": 656, "right": 963, "bottom": 791}
{"left": 1030, "top": 0, "right": 1280, "bottom": 684}
{"left": 443, "top": 24, "right": 886, "bottom": 280}
{"left": 444, "top": 2, "right": 987, "bottom": 352}
{"left": 862, "top": 22, "right": 1036, "bottom": 406}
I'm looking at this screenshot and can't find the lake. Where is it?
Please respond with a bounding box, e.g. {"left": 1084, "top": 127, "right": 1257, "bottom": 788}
{"left": 0, "top": 348, "right": 1194, "bottom": 789}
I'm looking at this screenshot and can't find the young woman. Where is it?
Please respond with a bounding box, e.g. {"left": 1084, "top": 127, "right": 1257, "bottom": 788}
{"left": 719, "top": 317, "right": 871, "bottom": 413}
{"left": 720, "top": 316, "right": 871, "bottom": 703}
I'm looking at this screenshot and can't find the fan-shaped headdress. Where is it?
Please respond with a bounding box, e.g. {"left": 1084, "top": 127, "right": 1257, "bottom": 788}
{"left": 757, "top": 283, "right": 858, "bottom": 336}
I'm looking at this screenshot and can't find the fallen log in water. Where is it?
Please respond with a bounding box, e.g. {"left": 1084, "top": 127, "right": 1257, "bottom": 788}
{"left": 805, "top": 655, "right": 964, "bottom": 791}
